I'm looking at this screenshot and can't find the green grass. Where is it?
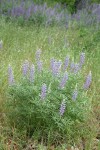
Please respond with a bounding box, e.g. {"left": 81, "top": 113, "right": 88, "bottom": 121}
{"left": 0, "top": 18, "right": 100, "bottom": 149}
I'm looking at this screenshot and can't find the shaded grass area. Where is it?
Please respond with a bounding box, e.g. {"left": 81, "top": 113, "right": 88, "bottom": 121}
{"left": 0, "top": 18, "right": 100, "bottom": 149}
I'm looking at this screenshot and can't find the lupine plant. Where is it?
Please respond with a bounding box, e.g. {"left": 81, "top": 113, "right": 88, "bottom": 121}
{"left": 6, "top": 50, "right": 92, "bottom": 145}
{"left": 63, "top": 56, "right": 70, "bottom": 71}
{"left": 83, "top": 71, "right": 92, "bottom": 90}
{"left": 0, "top": 0, "right": 100, "bottom": 27}
{"left": 22, "top": 60, "right": 29, "bottom": 76}
{"left": 8, "top": 64, "right": 15, "bottom": 85}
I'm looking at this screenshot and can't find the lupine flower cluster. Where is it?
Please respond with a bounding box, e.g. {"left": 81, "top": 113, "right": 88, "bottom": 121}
{"left": 63, "top": 56, "right": 69, "bottom": 71}
{"left": 35, "top": 49, "right": 41, "bottom": 61}
{"left": 59, "top": 100, "right": 66, "bottom": 116}
{"left": 0, "top": 0, "right": 68, "bottom": 26}
{"left": 72, "top": 4, "right": 100, "bottom": 27}
{"left": 22, "top": 60, "right": 29, "bottom": 76}
{"left": 74, "top": 63, "right": 80, "bottom": 74}
{"left": 40, "top": 83, "right": 47, "bottom": 100}
{"left": 8, "top": 51, "right": 92, "bottom": 117}
{"left": 83, "top": 71, "right": 92, "bottom": 90}
{"left": 72, "top": 89, "right": 78, "bottom": 101}
{"left": 79, "top": 52, "right": 85, "bottom": 67}
{"left": 37, "top": 60, "right": 43, "bottom": 72}
{"left": 59, "top": 72, "right": 68, "bottom": 89}
{"left": 50, "top": 58, "right": 62, "bottom": 76}
{"left": 0, "top": 0, "right": 100, "bottom": 27}
{"left": 8, "top": 64, "right": 14, "bottom": 85}
{"left": 69, "top": 52, "right": 85, "bottom": 74}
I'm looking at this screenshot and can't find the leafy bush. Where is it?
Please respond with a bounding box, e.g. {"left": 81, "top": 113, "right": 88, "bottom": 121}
{"left": 6, "top": 50, "right": 93, "bottom": 145}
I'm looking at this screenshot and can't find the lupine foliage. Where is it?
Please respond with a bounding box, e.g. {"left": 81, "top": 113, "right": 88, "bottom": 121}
{"left": 6, "top": 51, "right": 93, "bottom": 145}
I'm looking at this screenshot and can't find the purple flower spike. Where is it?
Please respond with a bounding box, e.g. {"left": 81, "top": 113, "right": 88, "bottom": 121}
{"left": 37, "top": 60, "right": 43, "bottom": 72}
{"left": 59, "top": 100, "right": 66, "bottom": 116}
{"left": 29, "top": 64, "right": 35, "bottom": 83}
{"left": 8, "top": 65, "right": 14, "bottom": 85}
{"left": 84, "top": 71, "right": 92, "bottom": 90}
{"left": 74, "top": 63, "right": 80, "bottom": 74}
{"left": 72, "top": 89, "right": 78, "bottom": 101}
{"left": 56, "top": 60, "right": 62, "bottom": 75}
{"left": 35, "top": 49, "right": 41, "bottom": 61}
{"left": 50, "top": 59, "right": 62, "bottom": 76}
{"left": 80, "top": 52, "right": 85, "bottom": 67}
{"left": 59, "top": 72, "right": 68, "bottom": 89}
{"left": 40, "top": 83, "right": 47, "bottom": 100}
{"left": 22, "top": 60, "right": 29, "bottom": 76}
{"left": 63, "top": 56, "right": 69, "bottom": 71}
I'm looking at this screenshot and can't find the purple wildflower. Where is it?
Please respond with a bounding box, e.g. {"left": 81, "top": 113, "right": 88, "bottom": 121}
{"left": 37, "top": 60, "right": 43, "bottom": 72}
{"left": 72, "top": 89, "right": 78, "bottom": 101}
{"left": 22, "top": 60, "right": 29, "bottom": 76}
{"left": 35, "top": 49, "right": 41, "bottom": 61}
{"left": 50, "top": 59, "right": 62, "bottom": 76}
{"left": 83, "top": 71, "right": 92, "bottom": 90}
{"left": 11, "top": 6, "right": 25, "bottom": 17}
{"left": 74, "top": 63, "right": 80, "bottom": 74}
{"left": 80, "top": 52, "right": 85, "bottom": 67}
{"left": 40, "top": 83, "right": 47, "bottom": 100}
{"left": 8, "top": 65, "right": 14, "bottom": 85}
{"left": 50, "top": 58, "right": 55, "bottom": 70}
{"left": 56, "top": 60, "right": 62, "bottom": 74}
{"left": 59, "top": 72, "right": 68, "bottom": 89}
{"left": 63, "top": 56, "right": 69, "bottom": 71}
{"left": 29, "top": 64, "right": 35, "bottom": 82}
{"left": 59, "top": 100, "right": 66, "bottom": 116}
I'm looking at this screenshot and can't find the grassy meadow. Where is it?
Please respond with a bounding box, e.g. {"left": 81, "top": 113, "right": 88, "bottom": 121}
{"left": 0, "top": 7, "right": 100, "bottom": 150}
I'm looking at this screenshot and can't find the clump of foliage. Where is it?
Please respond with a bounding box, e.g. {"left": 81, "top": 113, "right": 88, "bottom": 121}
{"left": 0, "top": 0, "right": 100, "bottom": 27}
{"left": 0, "top": 0, "right": 69, "bottom": 26}
{"left": 6, "top": 50, "right": 93, "bottom": 145}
